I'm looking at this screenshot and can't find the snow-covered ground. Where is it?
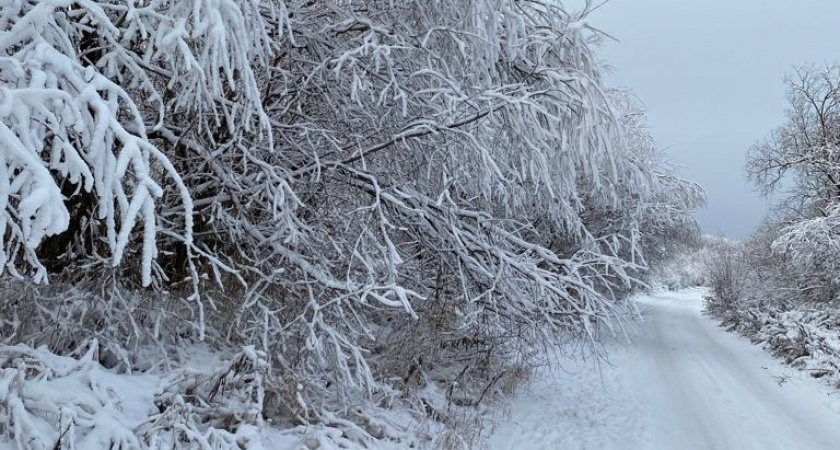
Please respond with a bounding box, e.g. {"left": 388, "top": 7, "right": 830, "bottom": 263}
{"left": 9, "top": 289, "right": 840, "bottom": 449}
{"left": 488, "top": 342, "right": 649, "bottom": 450}
{"left": 491, "top": 289, "right": 840, "bottom": 450}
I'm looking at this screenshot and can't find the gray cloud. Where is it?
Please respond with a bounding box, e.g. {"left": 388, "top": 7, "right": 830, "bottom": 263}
{"left": 585, "top": 0, "right": 840, "bottom": 238}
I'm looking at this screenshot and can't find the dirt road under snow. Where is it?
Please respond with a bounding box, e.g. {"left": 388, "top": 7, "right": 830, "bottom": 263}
{"left": 491, "top": 290, "right": 840, "bottom": 450}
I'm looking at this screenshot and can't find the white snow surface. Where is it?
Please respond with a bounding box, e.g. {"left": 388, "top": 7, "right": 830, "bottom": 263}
{"left": 0, "top": 342, "right": 412, "bottom": 450}
{"left": 491, "top": 289, "right": 840, "bottom": 450}
{"left": 7, "top": 289, "right": 840, "bottom": 449}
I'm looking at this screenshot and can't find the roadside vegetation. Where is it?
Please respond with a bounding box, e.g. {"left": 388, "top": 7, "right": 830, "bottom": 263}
{"left": 704, "top": 64, "right": 840, "bottom": 391}
{"left": 0, "top": 1, "right": 703, "bottom": 448}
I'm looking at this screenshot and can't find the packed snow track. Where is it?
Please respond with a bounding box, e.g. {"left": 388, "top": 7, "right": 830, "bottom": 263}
{"left": 491, "top": 289, "right": 840, "bottom": 450}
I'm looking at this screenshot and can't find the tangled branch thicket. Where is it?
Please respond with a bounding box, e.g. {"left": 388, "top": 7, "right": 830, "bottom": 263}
{"left": 0, "top": 1, "right": 703, "bottom": 447}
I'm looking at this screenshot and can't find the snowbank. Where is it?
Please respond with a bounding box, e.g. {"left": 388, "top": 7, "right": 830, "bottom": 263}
{"left": 0, "top": 342, "right": 430, "bottom": 450}
{"left": 712, "top": 306, "right": 840, "bottom": 390}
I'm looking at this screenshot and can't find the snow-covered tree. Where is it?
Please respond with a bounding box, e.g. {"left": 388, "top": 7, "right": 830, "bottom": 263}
{"left": 0, "top": 0, "right": 704, "bottom": 447}
{"left": 748, "top": 64, "right": 840, "bottom": 217}
{"left": 746, "top": 64, "right": 840, "bottom": 306}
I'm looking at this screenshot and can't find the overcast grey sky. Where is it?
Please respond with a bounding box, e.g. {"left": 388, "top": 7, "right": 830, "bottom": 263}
{"left": 581, "top": 0, "right": 840, "bottom": 238}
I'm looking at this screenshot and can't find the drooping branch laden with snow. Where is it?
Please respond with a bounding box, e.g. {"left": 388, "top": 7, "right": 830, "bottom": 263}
{"left": 0, "top": 1, "right": 704, "bottom": 448}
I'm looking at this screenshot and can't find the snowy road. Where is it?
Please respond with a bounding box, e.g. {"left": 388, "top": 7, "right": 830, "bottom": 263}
{"left": 490, "top": 289, "right": 840, "bottom": 450}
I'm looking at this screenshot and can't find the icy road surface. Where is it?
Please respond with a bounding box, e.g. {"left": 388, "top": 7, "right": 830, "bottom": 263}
{"left": 490, "top": 289, "right": 840, "bottom": 450}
